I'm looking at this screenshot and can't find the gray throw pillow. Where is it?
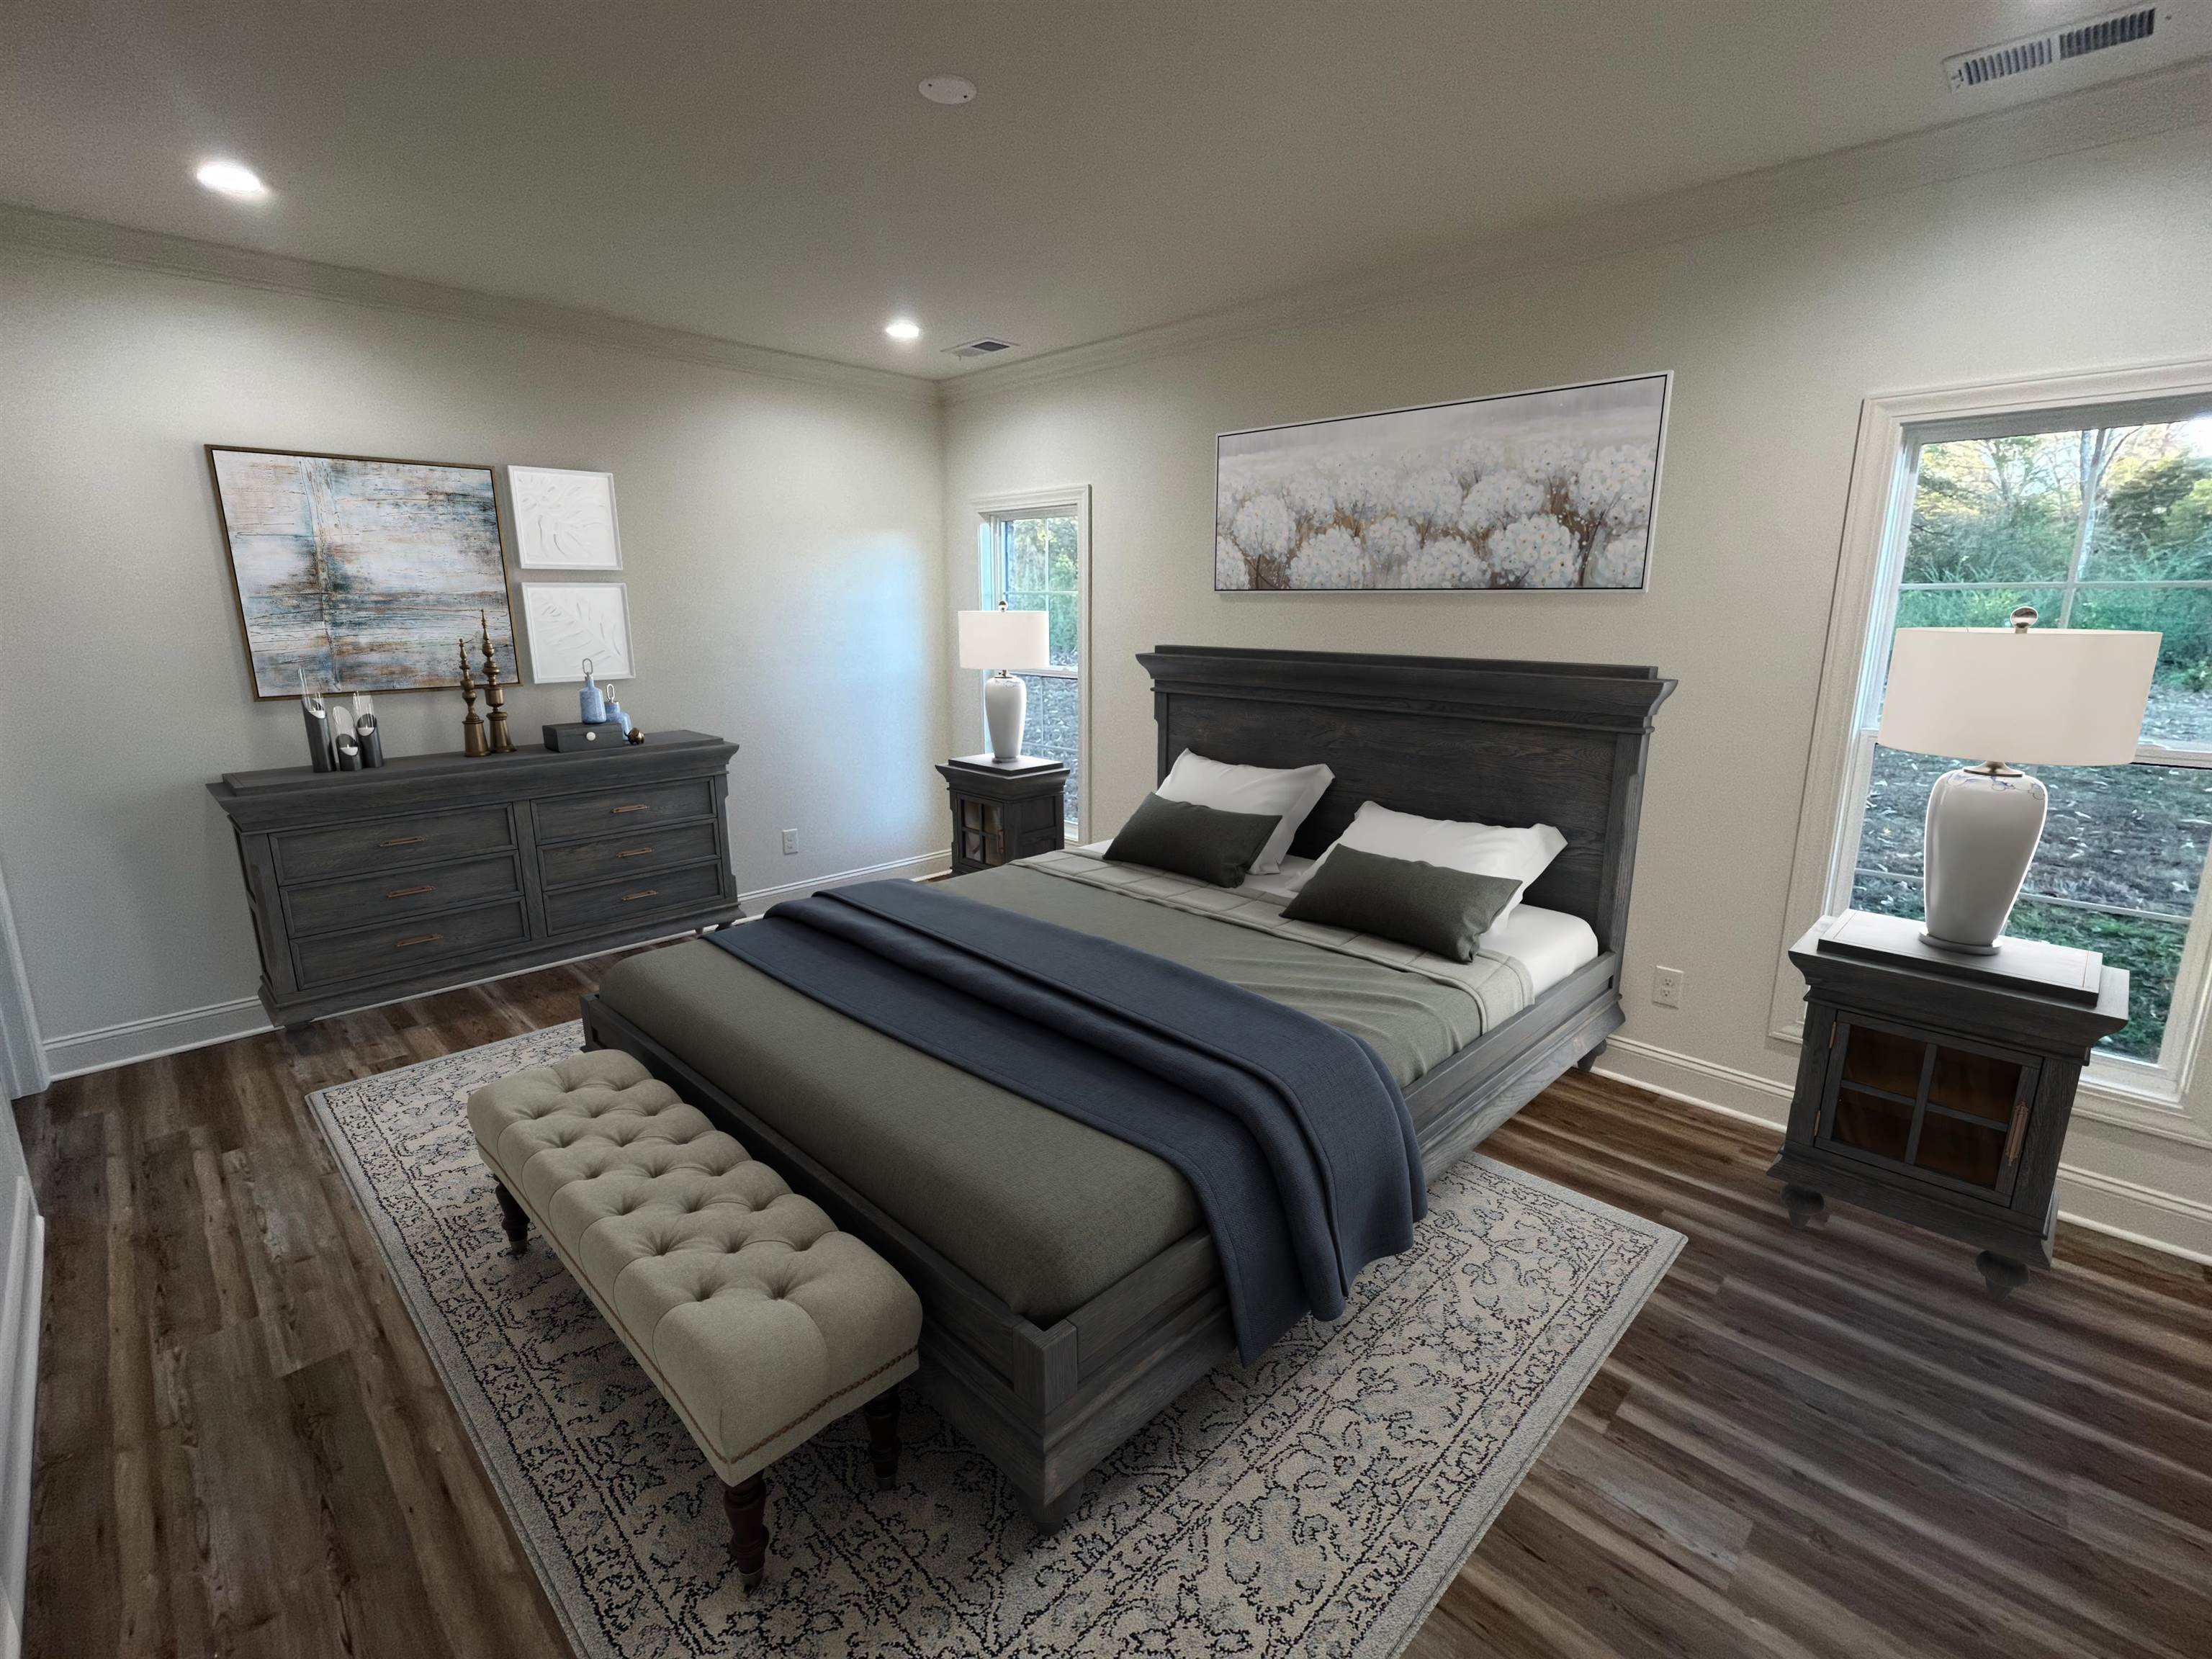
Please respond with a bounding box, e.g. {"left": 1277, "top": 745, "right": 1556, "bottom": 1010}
{"left": 1104, "top": 794, "right": 1282, "bottom": 887}
{"left": 1280, "top": 845, "right": 1519, "bottom": 962}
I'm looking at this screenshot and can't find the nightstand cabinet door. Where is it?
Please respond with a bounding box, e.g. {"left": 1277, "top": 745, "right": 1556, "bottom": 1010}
{"left": 1813, "top": 1014, "right": 2037, "bottom": 1205}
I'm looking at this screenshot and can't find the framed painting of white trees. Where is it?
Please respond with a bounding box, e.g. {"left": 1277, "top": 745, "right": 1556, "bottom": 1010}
{"left": 1214, "top": 373, "right": 1669, "bottom": 591}
{"left": 508, "top": 466, "right": 623, "bottom": 570}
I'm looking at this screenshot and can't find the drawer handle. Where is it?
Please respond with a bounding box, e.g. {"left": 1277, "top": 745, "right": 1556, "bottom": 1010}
{"left": 385, "top": 884, "right": 435, "bottom": 899}
{"left": 395, "top": 932, "right": 443, "bottom": 948}
{"left": 620, "top": 889, "right": 660, "bottom": 903}
{"left": 611, "top": 804, "right": 651, "bottom": 815}
{"left": 2002, "top": 1102, "right": 2029, "bottom": 1167}
{"left": 379, "top": 835, "right": 428, "bottom": 848}
{"left": 615, "top": 846, "right": 654, "bottom": 858}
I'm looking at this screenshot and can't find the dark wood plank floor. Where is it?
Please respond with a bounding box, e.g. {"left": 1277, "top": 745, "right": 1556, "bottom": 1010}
{"left": 16, "top": 954, "right": 2212, "bottom": 1657}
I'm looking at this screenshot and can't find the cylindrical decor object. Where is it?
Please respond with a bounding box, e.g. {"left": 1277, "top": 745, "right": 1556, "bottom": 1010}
{"left": 301, "top": 697, "right": 334, "bottom": 772}
{"left": 356, "top": 714, "right": 385, "bottom": 768}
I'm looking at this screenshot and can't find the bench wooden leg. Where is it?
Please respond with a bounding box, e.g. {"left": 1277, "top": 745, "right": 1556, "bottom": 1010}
{"left": 724, "top": 1473, "right": 768, "bottom": 1590}
{"left": 493, "top": 1182, "right": 529, "bottom": 1253}
{"left": 863, "top": 1388, "right": 901, "bottom": 1491}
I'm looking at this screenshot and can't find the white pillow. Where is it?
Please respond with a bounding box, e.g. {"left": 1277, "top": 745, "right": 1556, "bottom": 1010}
{"left": 1287, "top": 801, "right": 1568, "bottom": 922}
{"left": 1154, "top": 750, "right": 1334, "bottom": 875}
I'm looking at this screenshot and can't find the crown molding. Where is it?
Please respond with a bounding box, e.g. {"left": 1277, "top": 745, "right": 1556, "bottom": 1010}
{"left": 0, "top": 202, "right": 940, "bottom": 405}
{"left": 942, "top": 57, "right": 2212, "bottom": 407}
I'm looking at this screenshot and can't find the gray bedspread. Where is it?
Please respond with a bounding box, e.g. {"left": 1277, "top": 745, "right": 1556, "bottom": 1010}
{"left": 594, "top": 863, "right": 1491, "bottom": 1323}
{"left": 706, "top": 879, "right": 1424, "bottom": 1360}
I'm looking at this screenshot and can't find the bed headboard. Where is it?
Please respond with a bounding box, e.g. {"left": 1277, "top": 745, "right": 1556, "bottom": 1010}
{"left": 1138, "top": 646, "right": 1674, "bottom": 956}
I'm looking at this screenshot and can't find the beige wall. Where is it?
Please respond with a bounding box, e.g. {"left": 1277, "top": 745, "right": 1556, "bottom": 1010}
{"left": 0, "top": 243, "right": 947, "bottom": 1063}
{"left": 941, "top": 120, "right": 2212, "bottom": 1257}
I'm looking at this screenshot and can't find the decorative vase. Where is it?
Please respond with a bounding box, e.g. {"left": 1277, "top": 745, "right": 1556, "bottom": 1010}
{"left": 579, "top": 659, "right": 606, "bottom": 724}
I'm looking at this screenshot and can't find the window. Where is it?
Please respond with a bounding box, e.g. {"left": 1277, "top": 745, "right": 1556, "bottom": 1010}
{"left": 976, "top": 488, "right": 1089, "bottom": 836}
{"left": 1833, "top": 404, "right": 2212, "bottom": 1078}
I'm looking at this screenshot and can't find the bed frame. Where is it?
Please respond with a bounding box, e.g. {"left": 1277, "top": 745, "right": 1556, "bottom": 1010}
{"left": 581, "top": 645, "right": 1673, "bottom": 1526}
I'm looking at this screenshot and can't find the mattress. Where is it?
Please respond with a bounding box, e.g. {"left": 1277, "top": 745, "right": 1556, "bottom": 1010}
{"left": 594, "top": 860, "right": 1593, "bottom": 1323}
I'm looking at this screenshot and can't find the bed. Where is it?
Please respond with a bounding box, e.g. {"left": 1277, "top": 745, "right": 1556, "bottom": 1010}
{"left": 580, "top": 644, "right": 1673, "bottom": 1524}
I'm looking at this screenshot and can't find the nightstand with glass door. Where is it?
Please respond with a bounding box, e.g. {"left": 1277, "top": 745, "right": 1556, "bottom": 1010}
{"left": 1773, "top": 910, "right": 2127, "bottom": 1296}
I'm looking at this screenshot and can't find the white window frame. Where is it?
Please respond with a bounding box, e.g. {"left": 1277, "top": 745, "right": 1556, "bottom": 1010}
{"left": 971, "top": 485, "right": 1092, "bottom": 842}
{"left": 1773, "top": 357, "right": 2212, "bottom": 1148}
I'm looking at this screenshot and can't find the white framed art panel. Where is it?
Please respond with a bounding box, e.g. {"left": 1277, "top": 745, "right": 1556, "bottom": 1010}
{"left": 508, "top": 466, "right": 623, "bottom": 570}
{"left": 521, "top": 582, "right": 634, "bottom": 682}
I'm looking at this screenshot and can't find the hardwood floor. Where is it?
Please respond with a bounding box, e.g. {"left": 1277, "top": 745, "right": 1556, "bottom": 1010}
{"left": 16, "top": 955, "right": 2212, "bottom": 1658}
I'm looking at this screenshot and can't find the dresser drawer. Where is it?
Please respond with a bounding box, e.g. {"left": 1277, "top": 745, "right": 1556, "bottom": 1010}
{"left": 283, "top": 853, "right": 522, "bottom": 937}
{"left": 292, "top": 901, "right": 529, "bottom": 989}
{"left": 275, "top": 806, "right": 513, "bottom": 884}
{"left": 533, "top": 778, "right": 714, "bottom": 844}
{"left": 544, "top": 860, "right": 727, "bottom": 938}
{"left": 539, "top": 821, "right": 721, "bottom": 889}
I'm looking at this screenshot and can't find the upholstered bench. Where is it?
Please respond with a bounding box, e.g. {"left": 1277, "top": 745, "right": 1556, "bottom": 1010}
{"left": 467, "top": 1050, "right": 922, "bottom": 1588}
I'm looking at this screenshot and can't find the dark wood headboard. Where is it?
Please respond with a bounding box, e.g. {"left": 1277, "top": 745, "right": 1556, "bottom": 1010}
{"left": 1137, "top": 646, "right": 1674, "bottom": 956}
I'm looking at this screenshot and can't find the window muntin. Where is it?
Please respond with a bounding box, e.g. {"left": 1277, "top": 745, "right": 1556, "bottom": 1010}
{"left": 1843, "top": 415, "right": 2212, "bottom": 1069}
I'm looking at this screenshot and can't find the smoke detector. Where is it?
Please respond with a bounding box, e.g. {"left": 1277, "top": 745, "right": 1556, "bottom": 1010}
{"left": 919, "top": 76, "right": 977, "bottom": 105}
{"left": 1944, "top": 5, "right": 2159, "bottom": 89}
{"left": 946, "top": 337, "right": 1017, "bottom": 359}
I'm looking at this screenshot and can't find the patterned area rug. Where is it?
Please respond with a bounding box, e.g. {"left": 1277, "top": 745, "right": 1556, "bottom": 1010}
{"left": 310, "top": 1023, "right": 1681, "bottom": 1659}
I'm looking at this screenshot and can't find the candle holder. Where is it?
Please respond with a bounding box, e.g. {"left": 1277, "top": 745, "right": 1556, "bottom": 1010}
{"left": 479, "top": 609, "right": 516, "bottom": 755}
{"left": 459, "top": 638, "right": 488, "bottom": 757}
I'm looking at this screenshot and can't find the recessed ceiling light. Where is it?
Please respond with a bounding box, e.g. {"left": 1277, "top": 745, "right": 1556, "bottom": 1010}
{"left": 195, "top": 158, "right": 269, "bottom": 200}
{"left": 885, "top": 318, "right": 922, "bottom": 342}
{"left": 918, "top": 76, "right": 976, "bottom": 106}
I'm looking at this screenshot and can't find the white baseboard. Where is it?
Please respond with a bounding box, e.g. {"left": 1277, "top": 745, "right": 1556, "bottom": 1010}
{"left": 40, "top": 849, "right": 952, "bottom": 1083}
{"left": 1594, "top": 1035, "right": 2212, "bottom": 1268}
{"left": 42, "top": 994, "right": 273, "bottom": 1082}
{"left": 740, "top": 848, "right": 949, "bottom": 909}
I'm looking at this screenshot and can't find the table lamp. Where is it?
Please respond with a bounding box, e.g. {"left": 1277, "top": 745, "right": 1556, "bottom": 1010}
{"left": 1876, "top": 607, "right": 2158, "bottom": 954}
{"left": 958, "top": 603, "right": 1051, "bottom": 761}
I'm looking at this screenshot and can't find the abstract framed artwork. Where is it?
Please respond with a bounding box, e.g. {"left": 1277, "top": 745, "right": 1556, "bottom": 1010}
{"left": 207, "top": 446, "right": 518, "bottom": 697}
{"left": 521, "top": 582, "right": 634, "bottom": 683}
{"left": 1213, "top": 372, "right": 1670, "bottom": 592}
{"left": 508, "top": 466, "right": 624, "bottom": 570}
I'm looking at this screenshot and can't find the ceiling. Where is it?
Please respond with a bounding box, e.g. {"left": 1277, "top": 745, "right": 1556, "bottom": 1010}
{"left": 4, "top": 2, "right": 2205, "bottom": 379}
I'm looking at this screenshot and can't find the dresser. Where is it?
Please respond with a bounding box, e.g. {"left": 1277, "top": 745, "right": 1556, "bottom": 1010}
{"left": 1773, "top": 911, "right": 2127, "bottom": 1295}
{"left": 211, "top": 731, "right": 741, "bottom": 1029}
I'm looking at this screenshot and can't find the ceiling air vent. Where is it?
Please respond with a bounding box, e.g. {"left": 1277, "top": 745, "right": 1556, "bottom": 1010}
{"left": 947, "top": 337, "right": 1017, "bottom": 359}
{"left": 1945, "top": 5, "right": 2157, "bottom": 89}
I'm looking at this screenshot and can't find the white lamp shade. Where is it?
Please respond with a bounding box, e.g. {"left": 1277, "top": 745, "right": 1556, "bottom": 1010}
{"left": 958, "top": 608, "right": 1050, "bottom": 672}
{"left": 1878, "top": 626, "right": 2159, "bottom": 766}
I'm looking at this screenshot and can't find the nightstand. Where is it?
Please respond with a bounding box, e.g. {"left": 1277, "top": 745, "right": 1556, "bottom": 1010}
{"left": 1773, "top": 910, "right": 2127, "bottom": 1296}
{"left": 936, "top": 754, "right": 1069, "bottom": 876}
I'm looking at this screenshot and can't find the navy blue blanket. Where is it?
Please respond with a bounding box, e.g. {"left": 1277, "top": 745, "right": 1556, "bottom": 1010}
{"left": 709, "top": 881, "right": 1425, "bottom": 1361}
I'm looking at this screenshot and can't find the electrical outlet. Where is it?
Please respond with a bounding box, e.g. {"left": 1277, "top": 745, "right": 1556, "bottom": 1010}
{"left": 1652, "top": 966, "right": 1684, "bottom": 1009}
{"left": 781, "top": 829, "right": 799, "bottom": 856}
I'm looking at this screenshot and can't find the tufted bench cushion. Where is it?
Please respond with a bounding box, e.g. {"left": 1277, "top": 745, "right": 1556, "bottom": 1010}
{"left": 468, "top": 1050, "right": 922, "bottom": 1499}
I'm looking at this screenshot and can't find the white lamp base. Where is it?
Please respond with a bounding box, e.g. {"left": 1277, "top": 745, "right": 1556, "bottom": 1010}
{"left": 984, "top": 672, "right": 1027, "bottom": 762}
{"left": 1921, "top": 765, "right": 2048, "bottom": 954}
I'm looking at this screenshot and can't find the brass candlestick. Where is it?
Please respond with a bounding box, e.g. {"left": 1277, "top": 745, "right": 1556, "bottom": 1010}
{"left": 459, "top": 638, "right": 488, "bottom": 757}
{"left": 478, "top": 609, "right": 515, "bottom": 755}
